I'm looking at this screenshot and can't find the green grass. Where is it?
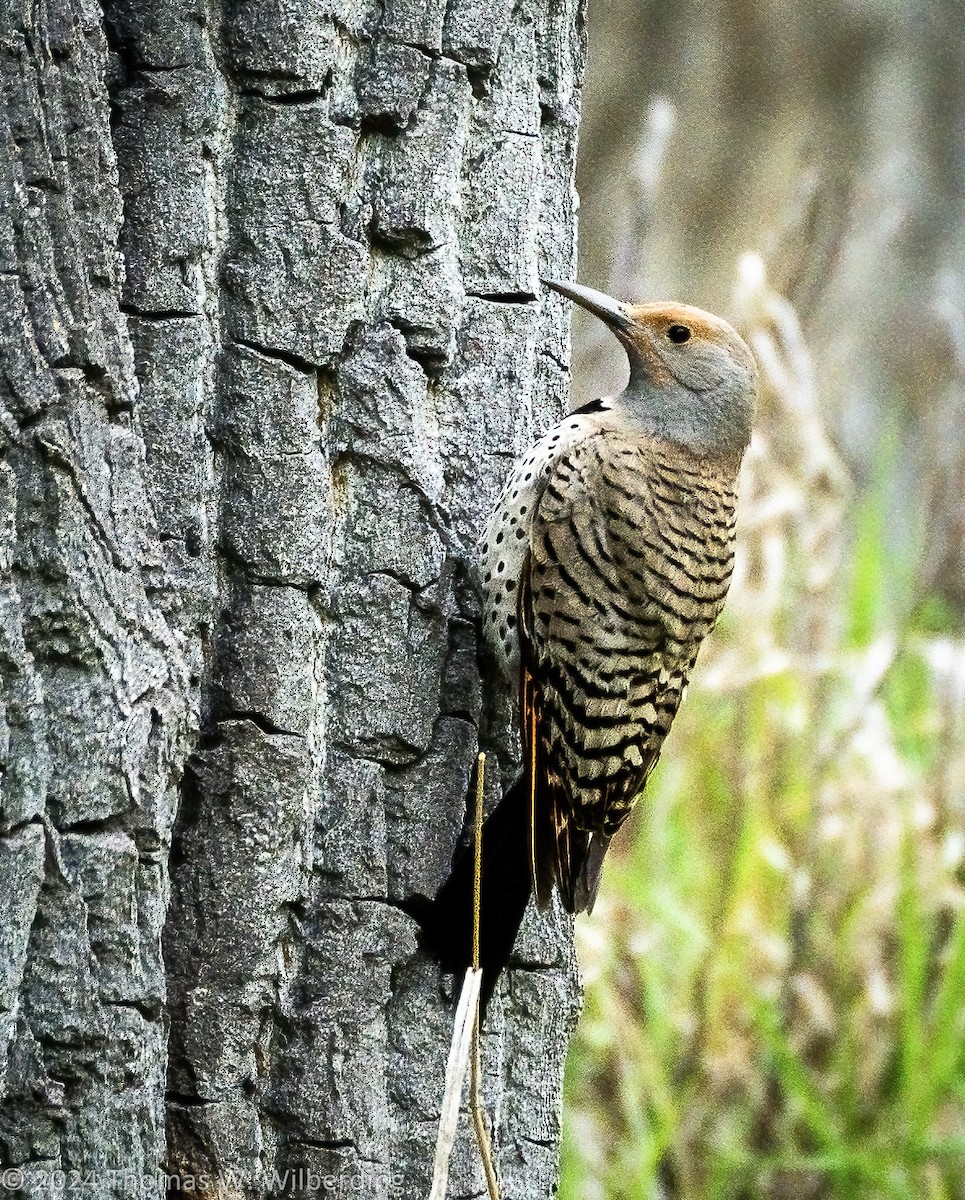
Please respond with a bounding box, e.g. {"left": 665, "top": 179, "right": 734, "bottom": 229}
{"left": 559, "top": 437, "right": 965, "bottom": 1198}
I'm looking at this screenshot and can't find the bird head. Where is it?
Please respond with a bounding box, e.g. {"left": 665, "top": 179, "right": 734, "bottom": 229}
{"left": 542, "top": 278, "right": 758, "bottom": 460}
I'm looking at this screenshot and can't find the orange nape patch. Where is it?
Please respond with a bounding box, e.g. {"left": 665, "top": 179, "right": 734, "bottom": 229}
{"left": 619, "top": 301, "right": 755, "bottom": 383}
{"left": 625, "top": 301, "right": 739, "bottom": 348}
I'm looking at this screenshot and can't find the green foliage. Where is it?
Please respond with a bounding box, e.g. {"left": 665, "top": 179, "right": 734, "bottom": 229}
{"left": 559, "top": 327, "right": 965, "bottom": 1199}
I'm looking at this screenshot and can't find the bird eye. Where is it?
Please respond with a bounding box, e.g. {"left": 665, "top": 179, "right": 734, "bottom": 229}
{"left": 667, "top": 324, "right": 691, "bottom": 344}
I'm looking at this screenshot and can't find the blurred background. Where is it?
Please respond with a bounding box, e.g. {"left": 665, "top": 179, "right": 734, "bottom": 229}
{"left": 559, "top": 2, "right": 965, "bottom": 1197}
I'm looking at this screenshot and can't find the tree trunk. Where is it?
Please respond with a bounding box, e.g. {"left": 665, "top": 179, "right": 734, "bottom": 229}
{"left": 0, "top": 0, "right": 585, "bottom": 1195}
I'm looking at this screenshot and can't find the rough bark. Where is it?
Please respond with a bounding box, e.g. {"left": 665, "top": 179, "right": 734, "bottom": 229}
{"left": 0, "top": 0, "right": 585, "bottom": 1195}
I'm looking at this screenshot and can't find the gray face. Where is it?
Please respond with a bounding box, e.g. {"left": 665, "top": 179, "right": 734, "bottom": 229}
{"left": 618, "top": 300, "right": 758, "bottom": 458}
{"left": 543, "top": 281, "right": 759, "bottom": 459}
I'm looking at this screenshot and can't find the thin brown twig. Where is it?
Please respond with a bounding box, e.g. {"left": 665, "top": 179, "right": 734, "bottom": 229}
{"left": 470, "top": 752, "right": 500, "bottom": 1200}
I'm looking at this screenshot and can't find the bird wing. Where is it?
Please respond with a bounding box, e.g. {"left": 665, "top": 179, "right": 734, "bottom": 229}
{"left": 518, "top": 429, "right": 734, "bottom": 912}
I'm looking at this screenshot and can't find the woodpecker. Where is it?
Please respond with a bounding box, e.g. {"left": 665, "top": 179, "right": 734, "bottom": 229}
{"left": 424, "top": 278, "right": 758, "bottom": 1007}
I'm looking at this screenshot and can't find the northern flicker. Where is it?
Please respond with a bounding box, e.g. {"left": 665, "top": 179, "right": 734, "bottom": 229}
{"left": 422, "top": 278, "right": 758, "bottom": 1006}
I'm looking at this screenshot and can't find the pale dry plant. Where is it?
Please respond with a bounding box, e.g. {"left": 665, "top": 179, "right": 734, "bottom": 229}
{"left": 563, "top": 237, "right": 965, "bottom": 1198}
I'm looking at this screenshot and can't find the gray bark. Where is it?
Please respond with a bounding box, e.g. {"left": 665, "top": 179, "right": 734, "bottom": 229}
{"left": 0, "top": 0, "right": 585, "bottom": 1196}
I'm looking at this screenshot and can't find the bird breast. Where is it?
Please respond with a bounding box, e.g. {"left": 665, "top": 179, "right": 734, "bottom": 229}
{"left": 478, "top": 408, "right": 740, "bottom": 687}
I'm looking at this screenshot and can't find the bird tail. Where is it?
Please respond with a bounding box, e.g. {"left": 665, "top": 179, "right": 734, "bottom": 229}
{"left": 537, "top": 794, "right": 610, "bottom": 916}
{"left": 415, "top": 774, "right": 533, "bottom": 1013}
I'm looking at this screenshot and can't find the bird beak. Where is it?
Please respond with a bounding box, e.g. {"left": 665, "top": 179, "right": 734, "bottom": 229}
{"left": 540, "top": 278, "right": 632, "bottom": 331}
